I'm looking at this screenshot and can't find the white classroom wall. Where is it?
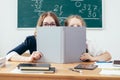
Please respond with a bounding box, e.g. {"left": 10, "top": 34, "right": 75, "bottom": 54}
{"left": 0, "top": 0, "right": 120, "bottom": 60}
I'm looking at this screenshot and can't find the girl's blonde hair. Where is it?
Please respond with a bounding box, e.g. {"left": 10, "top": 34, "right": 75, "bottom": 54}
{"left": 64, "top": 15, "right": 86, "bottom": 27}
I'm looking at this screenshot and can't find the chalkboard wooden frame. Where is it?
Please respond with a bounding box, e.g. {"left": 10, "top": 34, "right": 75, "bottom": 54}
{"left": 17, "top": 0, "right": 103, "bottom": 29}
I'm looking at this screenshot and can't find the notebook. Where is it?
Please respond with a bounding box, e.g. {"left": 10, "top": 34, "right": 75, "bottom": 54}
{"left": 74, "top": 64, "right": 98, "bottom": 70}
{"left": 17, "top": 63, "right": 50, "bottom": 70}
{"left": 36, "top": 27, "right": 86, "bottom": 63}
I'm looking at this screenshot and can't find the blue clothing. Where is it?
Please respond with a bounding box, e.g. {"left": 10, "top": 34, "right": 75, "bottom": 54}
{"left": 7, "top": 35, "right": 36, "bottom": 55}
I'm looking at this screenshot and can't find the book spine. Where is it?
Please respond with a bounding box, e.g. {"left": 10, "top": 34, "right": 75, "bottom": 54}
{"left": 60, "top": 27, "right": 64, "bottom": 63}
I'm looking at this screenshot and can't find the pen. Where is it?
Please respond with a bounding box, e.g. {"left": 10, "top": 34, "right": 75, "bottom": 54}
{"left": 69, "top": 68, "right": 82, "bottom": 73}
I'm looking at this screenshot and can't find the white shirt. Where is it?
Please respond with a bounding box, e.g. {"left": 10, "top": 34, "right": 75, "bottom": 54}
{"left": 86, "top": 40, "right": 106, "bottom": 57}
{"left": 6, "top": 51, "right": 17, "bottom": 61}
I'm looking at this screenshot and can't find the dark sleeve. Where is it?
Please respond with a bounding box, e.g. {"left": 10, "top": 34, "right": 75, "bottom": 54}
{"left": 7, "top": 35, "right": 36, "bottom": 55}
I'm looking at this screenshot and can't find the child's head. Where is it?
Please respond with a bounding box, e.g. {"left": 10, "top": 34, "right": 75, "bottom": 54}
{"left": 37, "top": 11, "right": 60, "bottom": 26}
{"left": 35, "top": 11, "right": 60, "bottom": 36}
{"left": 64, "top": 15, "right": 86, "bottom": 27}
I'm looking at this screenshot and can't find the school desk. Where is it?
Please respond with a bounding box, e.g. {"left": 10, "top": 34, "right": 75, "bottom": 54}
{"left": 0, "top": 61, "right": 120, "bottom": 80}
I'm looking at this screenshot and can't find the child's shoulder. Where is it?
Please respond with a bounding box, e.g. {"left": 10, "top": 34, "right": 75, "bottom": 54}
{"left": 26, "top": 35, "right": 35, "bottom": 39}
{"left": 25, "top": 35, "right": 36, "bottom": 42}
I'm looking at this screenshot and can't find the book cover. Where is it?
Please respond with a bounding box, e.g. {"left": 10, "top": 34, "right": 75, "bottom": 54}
{"left": 37, "top": 27, "right": 86, "bottom": 63}
{"left": 74, "top": 64, "right": 98, "bottom": 70}
{"left": 18, "top": 63, "right": 51, "bottom": 70}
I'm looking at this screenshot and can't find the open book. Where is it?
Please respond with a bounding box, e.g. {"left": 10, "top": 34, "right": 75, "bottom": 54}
{"left": 37, "top": 27, "right": 86, "bottom": 63}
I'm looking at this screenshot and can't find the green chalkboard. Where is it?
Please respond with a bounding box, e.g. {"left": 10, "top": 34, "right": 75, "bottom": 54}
{"left": 18, "top": 0, "right": 102, "bottom": 28}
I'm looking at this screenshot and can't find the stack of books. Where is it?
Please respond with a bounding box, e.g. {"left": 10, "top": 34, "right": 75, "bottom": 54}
{"left": 17, "top": 63, "right": 55, "bottom": 73}
{"left": 0, "top": 57, "right": 6, "bottom": 67}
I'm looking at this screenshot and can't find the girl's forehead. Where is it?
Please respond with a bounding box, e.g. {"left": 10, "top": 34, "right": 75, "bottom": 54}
{"left": 69, "top": 17, "right": 81, "bottom": 22}
{"left": 43, "top": 16, "right": 55, "bottom": 22}
{"left": 68, "top": 18, "right": 82, "bottom": 24}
